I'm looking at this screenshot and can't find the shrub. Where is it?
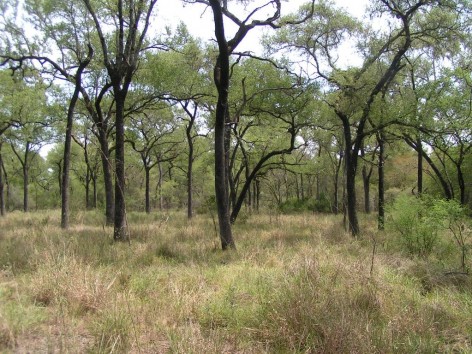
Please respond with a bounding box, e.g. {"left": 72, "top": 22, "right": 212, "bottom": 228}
{"left": 387, "top": 195, "right": 441, "bottom": 257}
{"left": 430, "top": 199, "right": 471, "bottom": 272}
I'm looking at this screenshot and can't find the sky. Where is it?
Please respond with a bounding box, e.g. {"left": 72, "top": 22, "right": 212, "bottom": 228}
{"left": 156, "top": 0, "right": 369, "bottom": 56}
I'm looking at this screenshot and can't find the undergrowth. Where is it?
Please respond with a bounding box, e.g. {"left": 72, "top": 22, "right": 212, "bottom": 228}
{"left": 0, "top": 209, "right": 471, "bottom": 353}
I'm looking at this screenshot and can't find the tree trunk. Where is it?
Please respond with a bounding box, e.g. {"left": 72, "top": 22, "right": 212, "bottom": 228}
{"left": 417, "top": 136, "right": 423, "bottom": 195}
{"left": 345, "top": 151, "right": 359, "bottom": 235}
{"left": 187, "top": 143, "right": 193, "bottom": 219}
{"left": 113, "top": 94, "right": 127, "bottom": 241}
{"left": 157, "top": 160, "right": 163, "bottom": 210}
{"left": 61, "top": 53, "right": 91, "bottom": 229}
{"left": 92, "top": 174, "right": 97, "bottom": 209}
{"left": 457, "top": 164, "right": 466, "bottom": 205}
{"left": 0, "top": 146, "right": 5, "bottom": 217}
{"left": 145, "top": 166, "right": 151, "bottom": 214}
{"left": 377, "top": 132, "right": 385, "bottom": 230}
{"left": 210, "top": 0, "right": 235, "bottom": 250}
{"left": 97, "top": 126, "right": 114, "bottom": 224}
{"left": 61, "top": 92, "right": 78, "bottom": 228}
{"left": 23, "top": 163, "right": 29, "bottom": 213}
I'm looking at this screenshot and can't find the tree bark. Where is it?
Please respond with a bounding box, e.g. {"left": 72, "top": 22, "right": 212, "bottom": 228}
{"left": 210, "top": 0, "right": 235, "bottom": 250}
{"left": 145, "top": 166, "right": 151, "bottom": 214}
{"left": 377, "top": 132, "right": 385, "bottom": 230}
{"left": 61, "top": 50, "right": 92, "bottom": 228}
{"left": 417, "top": 136, "right": 423, "bottom": 195}
{"left": 23, "top": 161, "right": 29, "bottom": 212}
{"left": 0, "top": 145, "right": 5, "bottom": 217}
{"left": 113, "top": 93, "right": 128, "bottom": 241}
{"left": 97, "top": 126, "right": 114, "bottom": 224}
{"left": 184, "top": 114, "right": 196, "bottom": 219}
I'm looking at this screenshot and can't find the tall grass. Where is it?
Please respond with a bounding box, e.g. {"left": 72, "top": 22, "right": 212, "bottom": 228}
{"left": 0, "top": 209, "right": 471, "bottom": 352}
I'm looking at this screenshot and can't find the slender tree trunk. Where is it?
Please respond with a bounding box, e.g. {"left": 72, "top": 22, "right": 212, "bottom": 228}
{"left": 23, "top": 163, "right": 29, "bottom": 212}
{"left": 57, "top": 162, "right": 62, "bottom": 197}
{"left": 0, "top": 146, "right": 5, "bottom": 217}
{"left": 85, "top": 167, "right": 91, "bottom": 209}
{"left": 97, "top": 126, "right": 114, "bottom": 224}
{"left": 113, "top": 94, "right": 128, "bottom": 241}
{"left": 61, "top": 93, "right": 78, "bottom": 228}
{"left": 457, "top": 164, "right": 466, "bottom": 205}
{"left": 92, "top": 175, "right": 97, "bottom": 209}
{"left": 300, "top": 173, "right": 305, "bottom": 200}
{"left": 145, "top": 166, "right": 151, "bottom": 214}
{"left": 255, "top": 179, "right": 260, "bottom": 211}
{"left": 377, "top": 132, "right": 385, "bottom": 230}
{"left": 187, "top": 145, "right": 193, "bottom": 219}
{"left": 417, "top": 136, "right": 423, "bottom": 195}
{"left": 333, "top": 147, "right": 343, "bottom": 214}
{"left": 157, "top": 160, "right": 163, "bottom": 210}
{"left": 340, "top": 113, "right": 360, "bottom": 236}
{"left": 209, "top": 0, "right": 235, "bottom": 250}
{"left": 362, "top": 167, "right": 372, "bottom": 214}
{"left": 61, "top": 47, "right": 92, "bottom": 229}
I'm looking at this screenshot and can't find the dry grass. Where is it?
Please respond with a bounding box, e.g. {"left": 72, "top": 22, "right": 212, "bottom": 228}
{"left": 0, "top": 210, "right": 471, "bottom": 353}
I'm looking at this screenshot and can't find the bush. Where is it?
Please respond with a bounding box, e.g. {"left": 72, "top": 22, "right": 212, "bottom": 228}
{"left": 387, "top": 195, "right": 441, "bottom": 257}
{"left": 279, "top": 195, "right": 331, "bottom": 214}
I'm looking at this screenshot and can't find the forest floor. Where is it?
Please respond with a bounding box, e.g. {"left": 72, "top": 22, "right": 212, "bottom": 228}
{"left": 0, "top": 210, "right": 471, "bottom": 353}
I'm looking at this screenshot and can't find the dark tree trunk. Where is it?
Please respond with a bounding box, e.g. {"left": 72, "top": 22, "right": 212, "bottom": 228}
{"left": 0, "top": 145, "right": 5, "bottom": 217}
{"left": 187, "top": 139, "right": 193, "bottom": 219}
{"left": 210, "top": 0, "right": 235, "bottom": 250}
{"left": 255, "top": 179, "right": 260, "bottom": 211}
{"left": 339, "top": 112, "right": 359, "bottom": 236}
{"left": 113, "top": 93, "right": 128, "bottom": 241}
{"left": 405, "top": 137, "right": 453, "bottom": 200}
{"left": 145, "top": 166, "right": 151, "bottom": 214}
{"left": 333, "top": 150, "right": 343, "bottom": 214}
{"left": 23, "top": 163, "right": 29, "bottom": 212}
{"left": 96, "top": 125, "right": 114, "bottom": 224}
{"left": 457, "top": 164, "right": 466, "bottom": 205}
{"left": 61, "top": 50, "right": 92, "bottom": 229}
{"left": 85, "top": 166, "right": 91, "bottom": 209}
{"left": 363, "top": 169, "right": 370, "bottom": 214}
{"left": 377, "top": 132, "right": 385, "bottom": 230}
{"left": 230, "top": 129, "right": 297, "bottom": 224}
{"left": 181, "top": 104, "right": 198, "bottom": 219}
{"left": 157, "top": 160, "right": 163, "bottom": 210}
{"left": 417, "top": 136, "right": 423, "bottom": 195}
{"left": 92, "top": 175, "right": 97, "bottom": 209}
{"left": 57, "top": 162, "right": 62, "bottom": 197}
{"left": 345, "top": 151, "right": 359, "bottom": 235}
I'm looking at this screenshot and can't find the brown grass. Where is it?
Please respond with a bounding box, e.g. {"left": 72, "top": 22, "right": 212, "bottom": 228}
{"left": 0, "top": 210, "right": 471, "bottom": 353}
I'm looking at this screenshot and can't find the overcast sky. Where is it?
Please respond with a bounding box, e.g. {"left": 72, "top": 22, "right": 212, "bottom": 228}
{"left": 156, "top": 0, "right": 368, "bottom": 53}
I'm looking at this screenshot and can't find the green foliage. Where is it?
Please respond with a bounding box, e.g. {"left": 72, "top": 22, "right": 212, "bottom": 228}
{"left": 279, "top": 195, "right": 331, "bottom": 214}
{"left": 430, "top": 199, "right": 472, "bottom": 272}
{"left": 388, "top": 195, "right": 472, "bottom": 269}
{"left": 388, "top": 195, "right": 442, "bottom": 257}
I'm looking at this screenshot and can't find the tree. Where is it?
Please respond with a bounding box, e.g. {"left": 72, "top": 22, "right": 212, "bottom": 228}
{"left": 126, "top": 105, "right": 179, "bottom": 214}
{"left": 81, "top": 0, "right": 158, "bottom": 240}
{"left": 270, "top": 0, "right": 460, "bottom": 236}
{"left": 187, "top": 0, "right": 313, "bottom": 249}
